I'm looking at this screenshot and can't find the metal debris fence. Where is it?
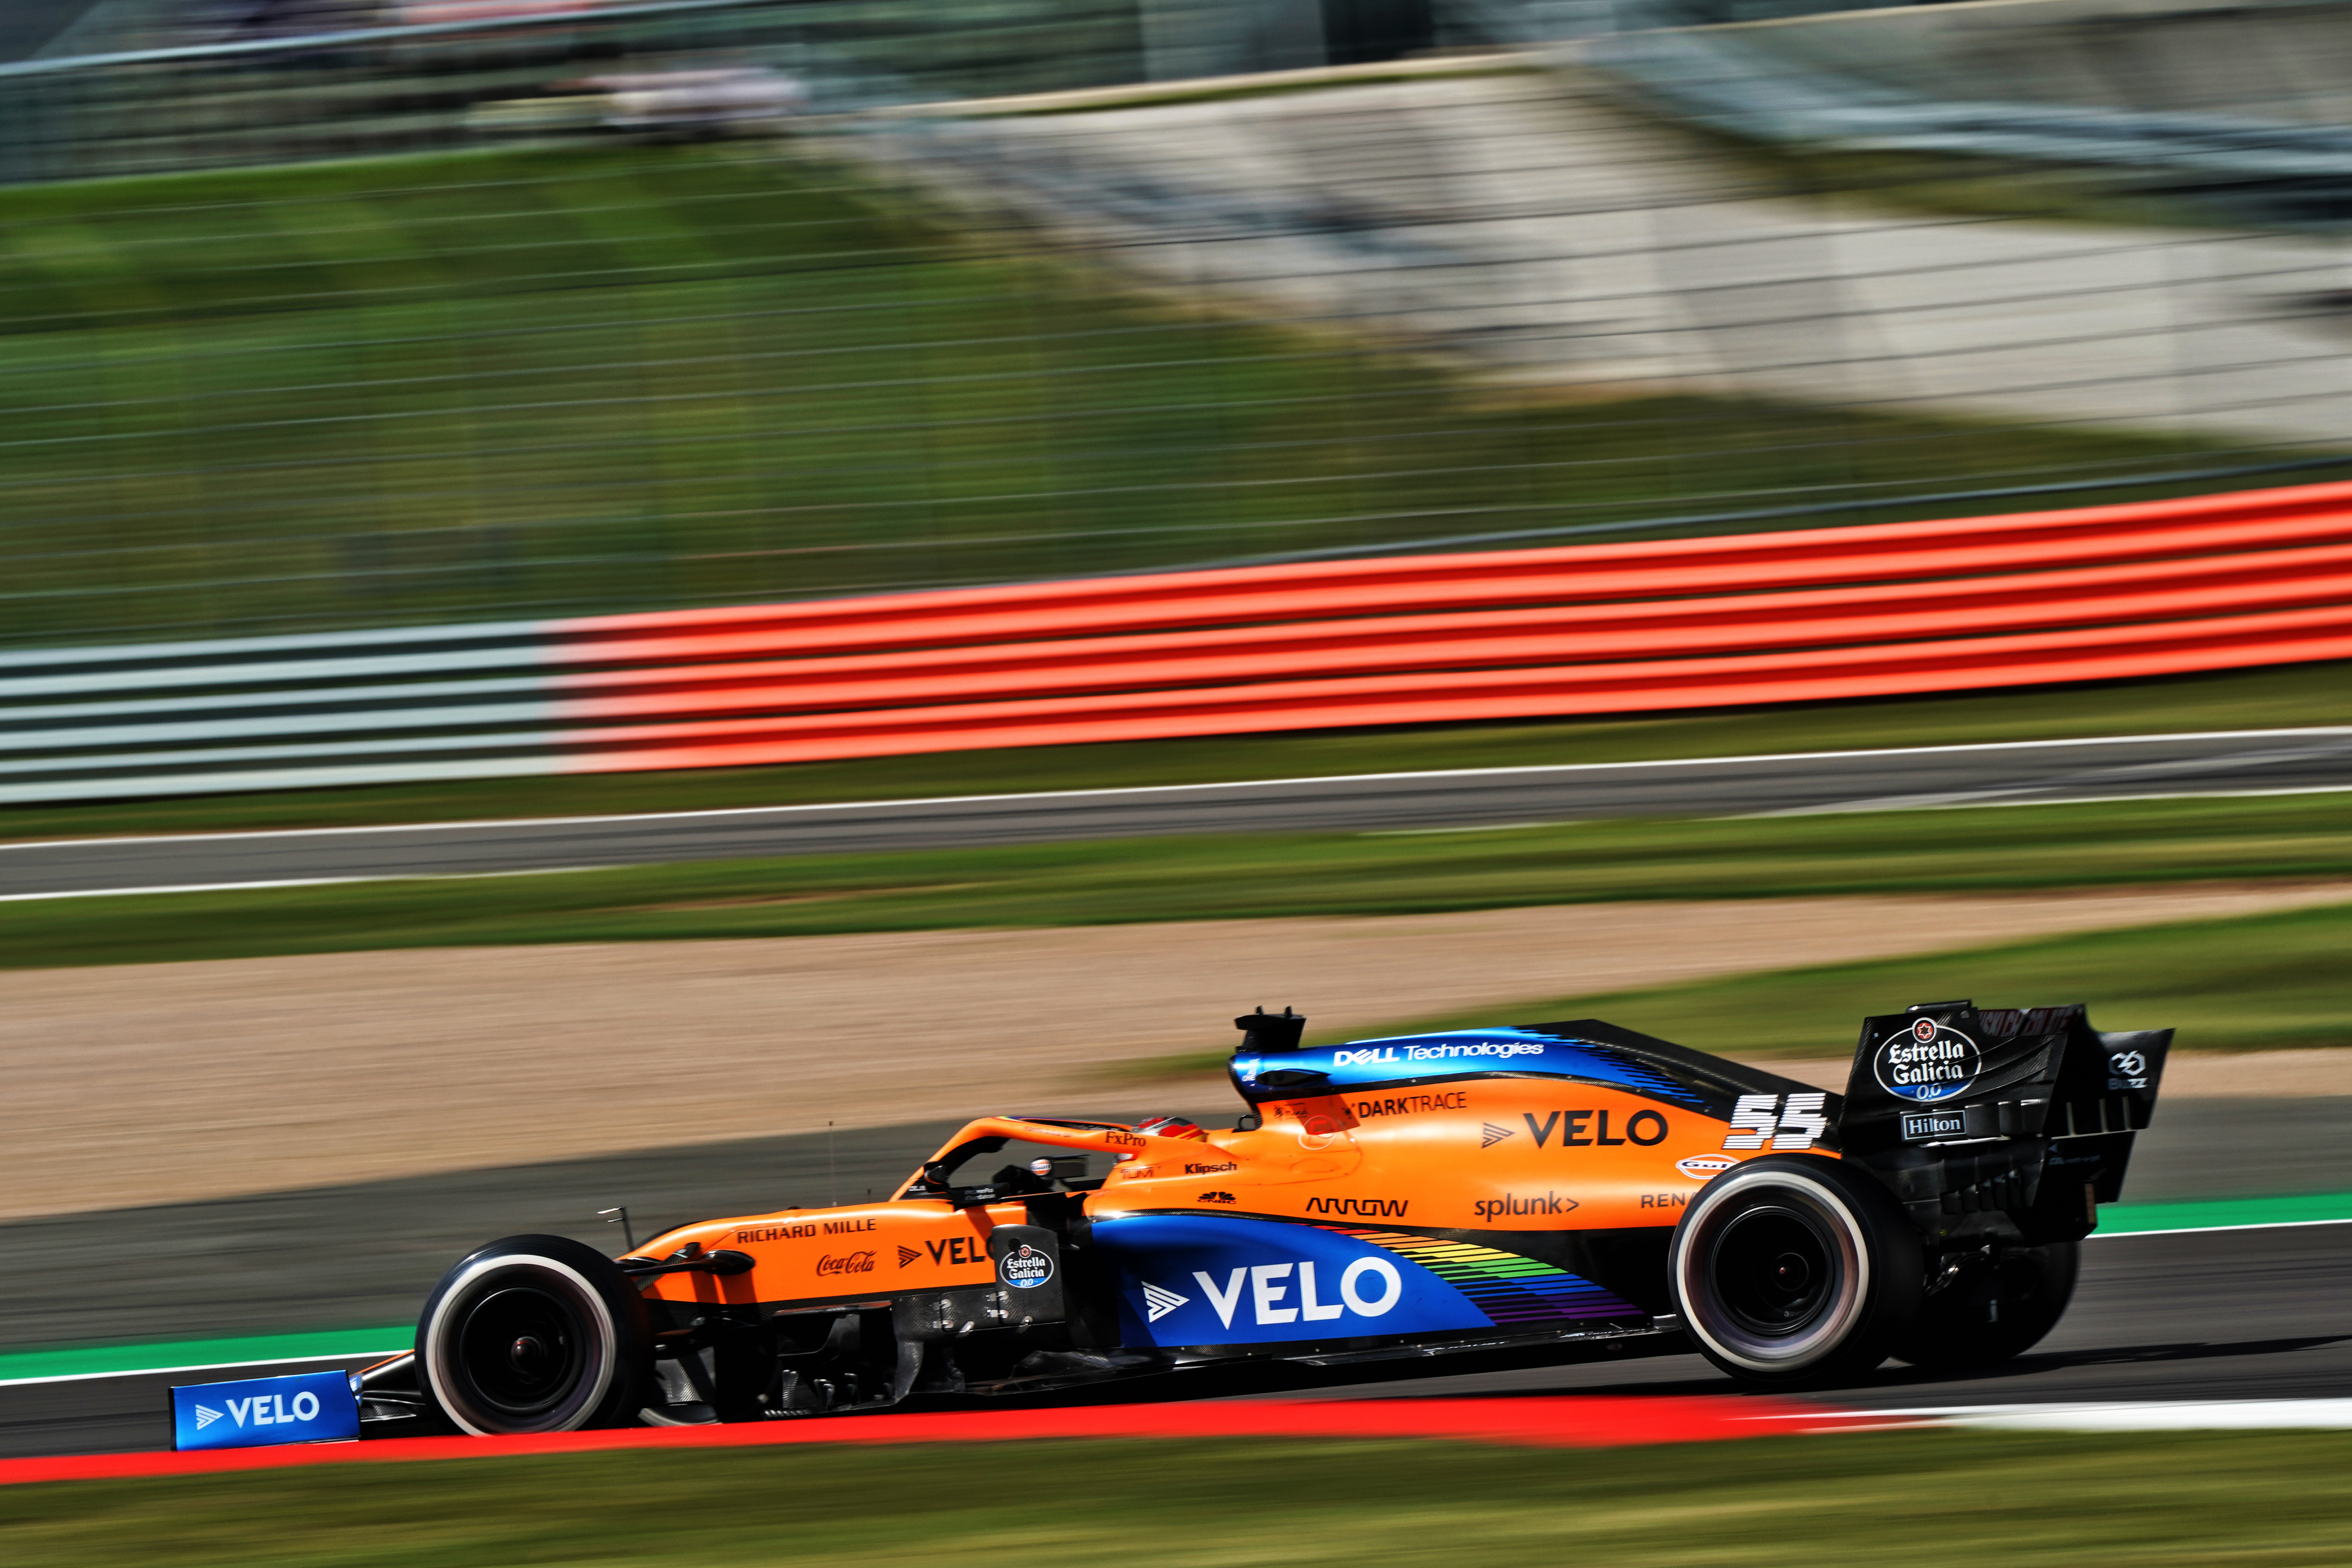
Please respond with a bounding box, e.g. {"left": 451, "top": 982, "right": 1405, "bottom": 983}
{"left": 1, "top": 0, "right": 2350, "bottom": 663}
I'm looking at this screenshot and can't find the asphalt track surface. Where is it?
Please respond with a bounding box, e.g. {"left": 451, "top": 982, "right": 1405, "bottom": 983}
{"left": 5, "top": 1099, "right": 2348, "bottom": 1460}
{"left": 7, "top": 729, "right": 2352, "bottom": 898}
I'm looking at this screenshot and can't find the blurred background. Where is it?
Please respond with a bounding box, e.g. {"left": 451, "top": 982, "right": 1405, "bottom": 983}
{"left": 4, "top": 0, "right": 2352, "bottom": 652}
{"left": 5, "top": 0, "right": 2352, "bottom": 1516}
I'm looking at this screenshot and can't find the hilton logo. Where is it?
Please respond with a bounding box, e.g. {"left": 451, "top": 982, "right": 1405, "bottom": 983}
{"left": 1901, "top": 1109, "right": 1969, "bottom": 1142}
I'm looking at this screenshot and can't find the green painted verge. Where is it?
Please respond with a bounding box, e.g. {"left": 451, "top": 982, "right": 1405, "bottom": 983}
{"left": 2095, "top": 1191, "right": 2352, "bottom": 1236}
{"left": 0, "top": 1327, "right": 408, "bottom": 1386}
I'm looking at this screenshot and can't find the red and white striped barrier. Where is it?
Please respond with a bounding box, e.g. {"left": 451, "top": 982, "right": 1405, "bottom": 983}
{"left": 7, "top": 481, "right": 2350, "bottom": 804}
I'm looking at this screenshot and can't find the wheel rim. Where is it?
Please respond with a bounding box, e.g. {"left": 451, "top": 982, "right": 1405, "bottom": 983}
{"left": 424, "top": 1254, "right": 619, "bottom": 1436}
{"left": 1709, "top": 1206, "right": 1836, "bottom": 1338}
{"left": 1676, "top": 1171, "right": 1869, "bottom": 1374}
{"left": 454, "top": 1285, "right": 589, "bottom": 1419}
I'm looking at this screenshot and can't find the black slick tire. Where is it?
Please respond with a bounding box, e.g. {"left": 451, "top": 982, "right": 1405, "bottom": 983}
{"left": 1892, "top": 1242, "right": 2078, "bottom": 1372}
{"left": 1669, "top": 1154, "right": 1922, "bottom": 1388}
{"left": 416, "top": 1233, "right": 653, "bottom": 1436}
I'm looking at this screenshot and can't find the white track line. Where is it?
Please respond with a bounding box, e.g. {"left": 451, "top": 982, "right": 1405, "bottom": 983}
{"left": 1802, "top": 1401, "right": 2352, "bottom": 1431}
{"left": 5, "top": 726, "right": 2347, "bottom": 852}
{"left": 0, "top": 866, "right": 607, "bottom": 903}
{"left": 2093, "top": 1216, "right": 2352, "bottom": 1239}
{"left": 0, "top": 1351, "right": 400, "bottom": 1390}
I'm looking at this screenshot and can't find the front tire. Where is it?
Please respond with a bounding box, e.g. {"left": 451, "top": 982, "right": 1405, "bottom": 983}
{"left": 1670, "top": 1154, "right": 1922, "bottom": 1388}
{"left": 1892, "top": 1242, "right": 2078, "bottom": 1372}
{"left": 417, "top": 1234, "right": 652, "bottom": 1436}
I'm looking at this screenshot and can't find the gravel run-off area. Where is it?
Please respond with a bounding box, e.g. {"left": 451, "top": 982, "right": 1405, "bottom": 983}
{"left": 6, "top": 884, "right": 2348, "bottom": 1222}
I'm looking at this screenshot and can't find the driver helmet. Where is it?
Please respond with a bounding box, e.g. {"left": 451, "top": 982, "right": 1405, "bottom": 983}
{"left": 1134, "top": 1114, "right": 1208, "bottom": 1142}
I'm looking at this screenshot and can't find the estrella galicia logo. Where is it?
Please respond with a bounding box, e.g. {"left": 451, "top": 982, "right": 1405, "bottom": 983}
{"left": 1197, "top": 1190, "right": 1236, "bottom": 1205}
{"left": 999, "top": 1242, "right": 1055, "bottom": 1290}
{"left": 1875, "top": 1016, "right": 1982, "bottom": 1103}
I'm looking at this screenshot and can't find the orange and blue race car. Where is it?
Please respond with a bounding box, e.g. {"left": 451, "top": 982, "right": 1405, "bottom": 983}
{"left": 175, "top": 998, "right": 2170, "bottom": 1446}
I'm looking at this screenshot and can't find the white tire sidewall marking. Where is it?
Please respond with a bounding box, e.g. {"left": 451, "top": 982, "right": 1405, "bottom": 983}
{"left": 1674, "top": 1167, "right": 1871, "bottom": 1375}
{"left": 423, "top": 1253, "right": 618, "bottom": 1437}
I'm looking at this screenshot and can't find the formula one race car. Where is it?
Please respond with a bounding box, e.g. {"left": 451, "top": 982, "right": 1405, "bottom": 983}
{"left": 182, "top": 998, "right": 2169, "bottom": 1446}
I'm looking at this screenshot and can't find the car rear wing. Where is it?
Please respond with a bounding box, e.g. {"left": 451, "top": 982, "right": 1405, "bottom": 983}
{"left": 1836, "top": 1000, "right": 2171, "bottom": 1245}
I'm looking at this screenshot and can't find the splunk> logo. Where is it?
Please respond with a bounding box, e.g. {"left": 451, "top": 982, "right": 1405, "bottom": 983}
{"left": 1166, "top": 1259, "right": 1405, "bottom": 1329}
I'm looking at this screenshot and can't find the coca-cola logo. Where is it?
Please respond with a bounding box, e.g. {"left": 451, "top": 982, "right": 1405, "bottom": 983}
{"left": 998, "top": 1242, "right": 1055, "bottom": 1290}
{"left": 815, "top": 1250, "right": 876, "bottom": 1276}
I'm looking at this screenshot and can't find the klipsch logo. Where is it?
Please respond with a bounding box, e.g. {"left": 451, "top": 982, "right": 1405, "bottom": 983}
{"left": 998, "top": 1243, "right": 1055, "bottom": 1290}
{"left": 1876, "top": 1016, "right": 1982, "bottom": 1103}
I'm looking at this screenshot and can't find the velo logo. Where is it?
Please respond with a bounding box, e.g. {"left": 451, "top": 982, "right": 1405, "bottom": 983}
{"left": 171, "top": 1369, "right": 358, "bottom": 1452}
{"left": 1175, "top": 1259, "right": 1405, "bottom": 1329}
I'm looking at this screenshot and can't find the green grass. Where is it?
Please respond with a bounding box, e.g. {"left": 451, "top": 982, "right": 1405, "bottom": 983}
{"left": 1242, "top": 896, "right": 2352, "bottom": 1063}
{"left": 5, "top": 658, "right": 2349, "bottom": 842}
{"left": 9, "top": 1431, "right": 2352, "bottom": 1565}
{"left": 0, "top": 140, "right": 2325, "bottom": 650}
{"left": 10, "top": 791, "right": 2352, "bottom": 970}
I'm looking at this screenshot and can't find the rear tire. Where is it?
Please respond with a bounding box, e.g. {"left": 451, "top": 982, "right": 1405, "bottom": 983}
{"left": 417, "top": 1234, "right": 652, "bottom": 1436}
{"left": 1892, "top": 1242, "right": 2078, "bottom": 1372}
{"left": 1670, "top": 1154, "right": 1922, "bottom": 1388}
